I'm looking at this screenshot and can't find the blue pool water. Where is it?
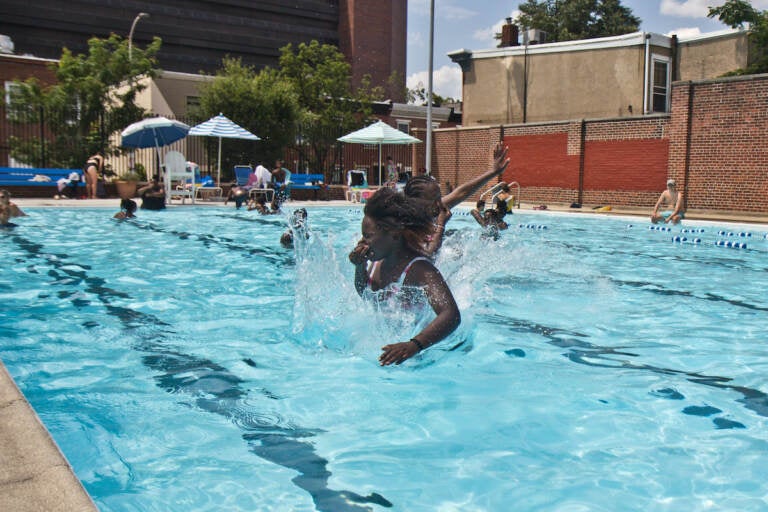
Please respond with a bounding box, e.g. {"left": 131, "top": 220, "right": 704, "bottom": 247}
{"left": 2, "top": 206, "right": 767, "bottom": 511}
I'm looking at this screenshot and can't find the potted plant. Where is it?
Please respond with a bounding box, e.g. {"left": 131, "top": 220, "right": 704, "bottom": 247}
{"left": 115, "top": 163, "right": 144, "bottom": 199}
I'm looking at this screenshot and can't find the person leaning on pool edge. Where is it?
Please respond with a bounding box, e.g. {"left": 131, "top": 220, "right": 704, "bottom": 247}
{"left": 651, "top": 179, "right": 685, "bottom": 224}
{"left": 0, "top": 189, "right": 27, "bottom": 226}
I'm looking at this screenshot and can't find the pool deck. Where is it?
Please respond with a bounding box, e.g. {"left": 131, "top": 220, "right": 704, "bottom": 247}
{"left": 9, "top": 196, "right": 768, "bottom": 225}
{"left": 1, "top": 196, "right": 766, "bottom": 511}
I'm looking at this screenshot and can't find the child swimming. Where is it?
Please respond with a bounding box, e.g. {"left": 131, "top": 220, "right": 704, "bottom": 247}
{"left": 348, "top": 188, "right": 460, "bottom": 365}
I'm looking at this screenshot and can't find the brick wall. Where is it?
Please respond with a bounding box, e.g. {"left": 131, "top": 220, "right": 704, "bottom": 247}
{"left": 338, "top": 0, "right": 406, "bottom": 101}
{"left": 669, "top": 75, "right": 768, "bottom": 213}
{"left": 426, "top": 73, "right": 768, "bottom": 214}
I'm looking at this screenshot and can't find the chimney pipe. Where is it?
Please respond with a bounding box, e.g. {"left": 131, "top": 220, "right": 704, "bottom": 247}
{"left": 499, "top": 18, "right": 519, "bottom": 47}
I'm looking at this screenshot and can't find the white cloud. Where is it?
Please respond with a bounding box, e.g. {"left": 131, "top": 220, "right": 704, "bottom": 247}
{"left": 441, "top": 5, "right": 477, "bottom": 21}
{"left": 473, "top": 11, "right": 522, "bottom": 48}
{"left": 660, "top": 0, "right": 768, "bottom": 19}
{"left": 407, "top": 64, "right": 463, "bottom": 101}
{"left": 409, "top": 0, "right": 478, "bottom": 20}
{"left": 409, "top": 30, "right": 424, "bottom": 49}
{"left": 660, "top": 0, "right": 725, "bottom": 18}
{"left": 666, "top": 27, "right": 702, "bottom": 38}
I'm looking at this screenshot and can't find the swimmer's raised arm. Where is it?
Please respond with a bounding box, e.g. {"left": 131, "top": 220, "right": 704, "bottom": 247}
{"left": 441, "top": 142, "right": 510, "bottom": 210}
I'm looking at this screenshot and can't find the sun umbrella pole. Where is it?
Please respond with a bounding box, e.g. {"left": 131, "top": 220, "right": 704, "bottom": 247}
{"left": 217, "top": 137, "right": 222, "bottom": 186}
{"left": 378, "top": 144, "right": 382, "bottom": 187}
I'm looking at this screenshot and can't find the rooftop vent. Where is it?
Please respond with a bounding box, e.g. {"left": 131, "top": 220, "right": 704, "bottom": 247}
{"left": 524, "top": 29, "right": 547, "bottom": 45}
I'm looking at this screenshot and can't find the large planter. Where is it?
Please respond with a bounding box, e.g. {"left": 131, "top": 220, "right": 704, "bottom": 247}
{"left": 115, "top": 180, "right": 139, "bottom": 199}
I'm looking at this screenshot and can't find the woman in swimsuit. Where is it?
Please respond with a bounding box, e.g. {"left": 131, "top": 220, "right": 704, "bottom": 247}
{"left": 349, "top": 187, "right": 460, "bottom": 366}
{"left": 84, "top": 153, "right": 104, "bottom": 199}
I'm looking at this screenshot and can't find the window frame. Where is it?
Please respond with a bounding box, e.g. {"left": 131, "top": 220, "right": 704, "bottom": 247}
{"left": 650, "top": 55, "right": 671, "bottom": 114}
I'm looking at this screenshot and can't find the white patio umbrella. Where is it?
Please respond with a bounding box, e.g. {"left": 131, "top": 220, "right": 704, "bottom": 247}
{"left": 188, "top": 113, "right": 260, "bottom": 185}
{"left": 338, "top": 120, "right": 421, "bottom": 186}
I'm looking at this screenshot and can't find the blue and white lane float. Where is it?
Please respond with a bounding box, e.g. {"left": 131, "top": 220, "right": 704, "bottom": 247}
{"left": 671, "top": 236, "right": 702, "bottom": 244}
{"left": 715, "top": 240, "right": 748, "bottom": 249}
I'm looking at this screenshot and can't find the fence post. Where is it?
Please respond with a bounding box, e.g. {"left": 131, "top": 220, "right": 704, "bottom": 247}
{"left": 39, "top": 106, "right": 47, "bottom": 167}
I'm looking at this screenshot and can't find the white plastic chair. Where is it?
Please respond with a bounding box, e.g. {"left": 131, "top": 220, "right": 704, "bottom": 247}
{"left": 165, "top": 151, "right": 195, "bottom": 204}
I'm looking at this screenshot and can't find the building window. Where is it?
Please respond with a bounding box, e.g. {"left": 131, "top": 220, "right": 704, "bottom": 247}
{"left": 186, "top": 96, "right": 200, "bottom": 114}
{"left": 396, "top": 120, "right": 410, "bottom": 134}
{"left": 651, "top": 57, "right": 670, "bottom": 113}
{"left": 4, "top": 81, "right": 21, "bottom": 119}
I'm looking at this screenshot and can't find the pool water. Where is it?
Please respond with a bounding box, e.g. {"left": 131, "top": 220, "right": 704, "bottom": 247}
{"left": 2, "top": 206, "right": 767, "bottom": 511}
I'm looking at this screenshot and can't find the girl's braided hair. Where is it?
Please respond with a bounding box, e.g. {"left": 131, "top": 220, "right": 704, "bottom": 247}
{"left": 403, "top": 175, "right": 440, "bottom": 201}
{"left": 364, "top": 187, "right": 434, "bottom": 256}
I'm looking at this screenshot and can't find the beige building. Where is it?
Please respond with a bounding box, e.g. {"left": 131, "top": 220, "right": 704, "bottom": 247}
{"left": 449, "top": 27, "right": 749, "bottom": 125}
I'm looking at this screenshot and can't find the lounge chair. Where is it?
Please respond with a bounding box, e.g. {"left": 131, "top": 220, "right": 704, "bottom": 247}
{"left": 233, "top": 165, "right": 252, "bottom": 187}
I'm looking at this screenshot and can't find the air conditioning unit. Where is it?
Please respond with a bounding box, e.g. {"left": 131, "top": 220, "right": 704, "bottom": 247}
{"left": 526, "top": 29, "right": 547, "bottom": 45}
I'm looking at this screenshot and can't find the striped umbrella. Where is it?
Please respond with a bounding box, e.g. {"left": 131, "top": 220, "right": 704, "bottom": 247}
{"left": 188, "top": 113, "right": 261, "bottom": 185}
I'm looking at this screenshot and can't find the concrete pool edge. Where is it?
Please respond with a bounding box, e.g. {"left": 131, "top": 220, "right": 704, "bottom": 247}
{"left": 0, "top": 360, "right": 98, "bottom": 512}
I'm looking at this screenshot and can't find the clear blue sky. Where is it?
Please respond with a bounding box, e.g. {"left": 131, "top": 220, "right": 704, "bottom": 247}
{"left": 406, "top": 0, "right": 768, "bottom": 100}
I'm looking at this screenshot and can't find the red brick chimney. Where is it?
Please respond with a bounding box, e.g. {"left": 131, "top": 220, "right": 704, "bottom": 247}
{"left": 499, "top": 18, "right": 519, "bottom": 48}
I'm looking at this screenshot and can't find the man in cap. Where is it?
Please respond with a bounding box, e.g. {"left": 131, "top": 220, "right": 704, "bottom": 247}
{"left": 651, "top": 179, "right": 684, "bottom": 224}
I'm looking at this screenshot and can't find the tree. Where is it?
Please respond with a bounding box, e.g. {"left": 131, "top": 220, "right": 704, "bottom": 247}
{"left": 405, "top": 85, "right": 452, "bottom": 106}
{"left": 515, "top": 0, "right": 640, "bottom": 42}
{"left": 195, "top": 58, "right": 300, "bottom": 172}
{"left": 708, "top": 0, "right": 768, "bottom": 75}
{"left": 278, "top": 41, "right": 383, "bottom": 173}
{"left": 7, "top": 33, "right": 161, "bottom": 168}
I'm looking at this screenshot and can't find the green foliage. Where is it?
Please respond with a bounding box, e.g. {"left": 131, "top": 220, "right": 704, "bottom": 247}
{"left": 278, "top": 41, "right": 384, "bottom": 172}
{"left": 515, "top": 0, "right": 640, "bottom": 42}
{"left": 6, "top": 33, "right": 161, "bottom": 168}
{"left": 406, "top": 85, "right": 452, "bottom": 106}
{"left": 196, "top": 58, "right": 300, "bottom": 173}
{"left": 708, "top": 0, "right": 768, "bottom": 75}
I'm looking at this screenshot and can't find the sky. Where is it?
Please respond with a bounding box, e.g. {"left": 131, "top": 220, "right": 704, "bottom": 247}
{"left": 406, "top": 0, "right": 768, "bottom": 100}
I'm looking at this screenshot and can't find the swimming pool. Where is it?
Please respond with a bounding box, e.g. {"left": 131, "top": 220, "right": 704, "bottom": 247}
{"left": 2, "top": 206, "right": 767, "bottom": 511}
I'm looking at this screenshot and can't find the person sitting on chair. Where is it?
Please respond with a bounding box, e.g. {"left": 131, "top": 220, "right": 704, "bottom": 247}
{"left": 55, "top": 171, "right": 81, "bottom": 199}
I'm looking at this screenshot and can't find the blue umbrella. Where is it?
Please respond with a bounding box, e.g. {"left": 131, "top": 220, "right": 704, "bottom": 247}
{"left": 188, "top": 113, "right": 260, "bottom": 185}
{"left": 122, "top": 116, "right": 190, "bottom": 205}
{"left": 121, "top": 116, "right": 190, "bottom": 178}
{"left": 121, "top": 116, "right": 190, "bottom": 150}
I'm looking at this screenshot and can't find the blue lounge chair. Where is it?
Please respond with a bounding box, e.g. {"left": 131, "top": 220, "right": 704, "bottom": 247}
{"left": 234, "top": 165, "right": 252, "bottom": 187}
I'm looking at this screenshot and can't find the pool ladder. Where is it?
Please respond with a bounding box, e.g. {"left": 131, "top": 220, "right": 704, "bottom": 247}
{"left": 479, "top": 181, "right": 520, "bottom": 209}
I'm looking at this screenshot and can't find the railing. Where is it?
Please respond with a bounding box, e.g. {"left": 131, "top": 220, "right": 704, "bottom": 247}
{"left": 480, "top": 181, "right": 521, "bottom": 208}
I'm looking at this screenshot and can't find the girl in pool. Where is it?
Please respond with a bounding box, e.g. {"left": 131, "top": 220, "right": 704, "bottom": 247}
{"left": 348, "top": 187, "right": 460, "bottom": 366}
{"left": 403, "top": 141, "right": 510, "bottom": 256}
{"left": 113, "top": 198, "right": 137, "bottom": 219}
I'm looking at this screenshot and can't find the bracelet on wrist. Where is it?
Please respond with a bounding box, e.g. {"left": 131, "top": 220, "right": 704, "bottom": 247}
{"left": 410, "top": 338, "right": 425, "bottom": 351}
